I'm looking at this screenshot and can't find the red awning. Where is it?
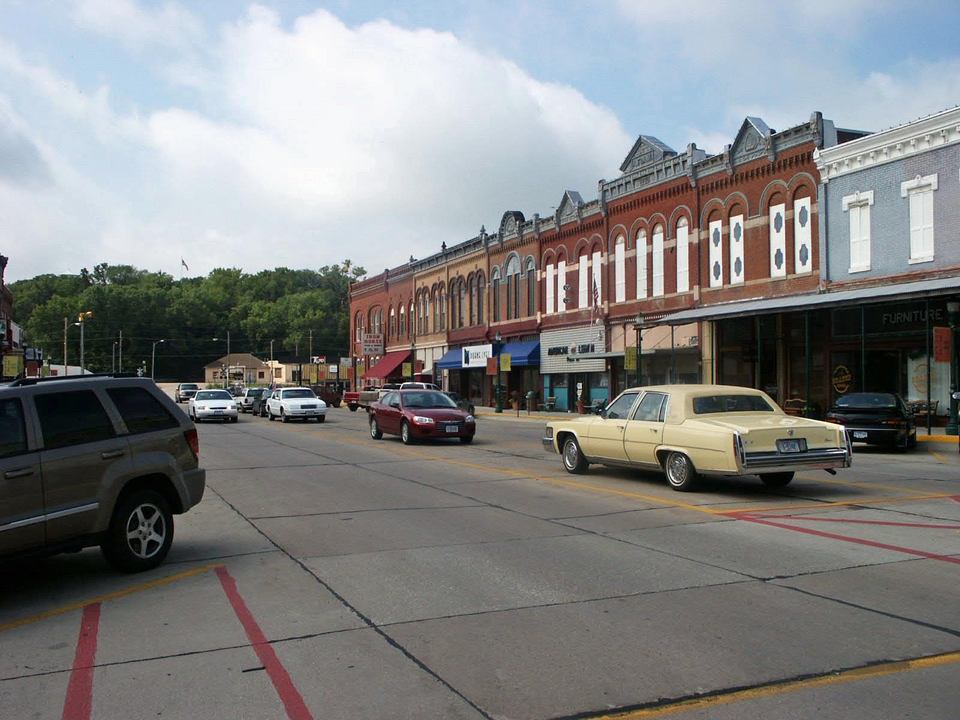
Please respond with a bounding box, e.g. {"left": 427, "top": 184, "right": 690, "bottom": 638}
{"left": 365, "top": 350, "right": 410, "bottom": 380}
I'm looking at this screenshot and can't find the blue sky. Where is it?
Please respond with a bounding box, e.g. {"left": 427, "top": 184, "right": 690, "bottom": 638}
{"left": 3, "top": 0, "right": 959, "bottom": 282}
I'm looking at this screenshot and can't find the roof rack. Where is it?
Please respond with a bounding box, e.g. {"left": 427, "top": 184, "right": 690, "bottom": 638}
{"left": 7, "top": 372, "right": 141, "bottom": 387}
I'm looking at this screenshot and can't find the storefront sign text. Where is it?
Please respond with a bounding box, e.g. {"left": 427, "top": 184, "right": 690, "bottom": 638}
{"left": 832, "top": 364, "right": 853, "bottom": 394}
{"left": 462, "top": 344, "right": 493, "bottom": 368}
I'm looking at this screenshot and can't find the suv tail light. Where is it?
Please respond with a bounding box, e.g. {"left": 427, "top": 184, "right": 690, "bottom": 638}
{"left": 184, "top": 428, "right": 200, "bottom": 459}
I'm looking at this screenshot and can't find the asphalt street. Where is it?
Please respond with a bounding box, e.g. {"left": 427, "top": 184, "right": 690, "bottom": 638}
{"left": 2, "top": 403, "right": 959, "bottom": 720}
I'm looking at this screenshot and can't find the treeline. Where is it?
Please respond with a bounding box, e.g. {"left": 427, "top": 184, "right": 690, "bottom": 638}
{"left": 10, "top": 261, "right": 365, "bottom": 380}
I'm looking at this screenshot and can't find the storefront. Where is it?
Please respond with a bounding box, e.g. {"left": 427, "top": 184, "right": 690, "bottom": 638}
{"left": 663, "top": 278, "right": 959, "bottom": 425}
{"left": 437, "top": 343, "right": 492, "bottom": 404}
{"left": 540, "top": 326, "right": 609, "bottom": 412}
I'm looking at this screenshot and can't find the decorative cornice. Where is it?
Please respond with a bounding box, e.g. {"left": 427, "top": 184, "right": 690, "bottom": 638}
{"left": 815, "top": 106, "right": 960, "bottom": 182}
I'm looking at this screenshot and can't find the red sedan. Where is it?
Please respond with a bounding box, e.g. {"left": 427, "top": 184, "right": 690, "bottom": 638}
{"left": 369, "top": 389, "right": 476, "bottom": 444}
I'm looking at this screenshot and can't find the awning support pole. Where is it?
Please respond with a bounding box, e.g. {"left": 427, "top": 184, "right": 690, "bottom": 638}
{"left": 926, "top": 299, "right": 932, "bottom": 435}
{"left": 805, "top": 311, "right": 811, "bottom": 418}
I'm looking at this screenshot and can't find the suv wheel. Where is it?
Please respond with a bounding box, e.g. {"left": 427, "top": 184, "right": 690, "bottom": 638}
{"left": 100, "top": 489, "right": 174, "bottom": 572}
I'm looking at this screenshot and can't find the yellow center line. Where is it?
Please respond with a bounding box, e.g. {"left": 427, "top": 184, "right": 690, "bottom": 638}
{"left": 0, "top": 562, "right": 223, "bottom": 634}
{"left": 592, "top": 650, "right": 960, "bottom": 719}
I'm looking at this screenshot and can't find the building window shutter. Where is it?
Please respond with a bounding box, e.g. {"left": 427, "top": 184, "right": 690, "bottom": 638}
{"left": 769, "top": 203, "right": 786, "bottom": 278}
{"left": 545, "top": 264, "right": 555, "bottom": 314}
{"left": 557, "top": 260, "right": 566, "bottom": 312}
{"left": 636, "top": 231, "right": 647, "bottom": 299}
{"left": 615, "top": 239, "right": 626, "bottom": 302}
{"left": 793, "top": 197, "right": 812, "bottom": 274}
{"left": 675, "top": 219, "right": 689, "bottom": 293}
{"left": 728, "top": 215, "right": 744, "bottom": 285}
{"left": 579, "top": 256, "right": 588, "bottom": 308}
{"left": 709, "top": 219, "right": 724, "bottom": 288}
{"left": 652, "top": 226, "right": 664, "bottom": 297}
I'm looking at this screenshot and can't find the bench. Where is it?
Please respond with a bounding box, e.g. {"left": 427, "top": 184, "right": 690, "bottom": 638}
{"left": 908, "top": 399, "right": 939, "bottom": 419}
{"left": 544, "top": 396, "right": 557, "bottom": 411}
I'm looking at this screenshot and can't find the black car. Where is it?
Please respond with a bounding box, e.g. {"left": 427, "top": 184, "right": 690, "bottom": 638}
{"left": 825, "top": 392, "right": 916, "bottom": 450}
{"left": 251, "top": 390, "right": 272, "bottom": 417}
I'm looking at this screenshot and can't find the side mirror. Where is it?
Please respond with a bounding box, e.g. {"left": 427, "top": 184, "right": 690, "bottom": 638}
{"left": 390, "top": 402, "right": 401, "bottom": 409}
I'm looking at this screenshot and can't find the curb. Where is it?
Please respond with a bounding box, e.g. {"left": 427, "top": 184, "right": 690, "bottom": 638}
{"left": 917, "top": 435, "right": 958, "bottom": 444}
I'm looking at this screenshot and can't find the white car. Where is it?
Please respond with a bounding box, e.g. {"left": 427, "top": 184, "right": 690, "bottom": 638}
{"left": 188, "top": 389, "right": 239, "bottom": 423}
{"left": 266, "top": 387, "right": 328, "bottom": 423}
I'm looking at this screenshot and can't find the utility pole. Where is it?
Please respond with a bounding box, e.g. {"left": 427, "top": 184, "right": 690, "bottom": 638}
{"left": 270, "top": 339, "right": 274, "bottom": 361}
{"left": 309, "top": 329, "right": 313, "bottom": 360}
{"left": 119, "top": 329, "right": 123, "bottom": 372}
{"left": 63, "top": 317, "right": 68, "bottom": 375}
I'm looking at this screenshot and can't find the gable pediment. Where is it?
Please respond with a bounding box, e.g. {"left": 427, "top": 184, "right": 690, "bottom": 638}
{"left": 619, "top": 135, "right": 676, "bottom": 174}
{"left": 731, "top": 116, "right": 774, "bottom": 166}
{"left": 498, "top": 211, "right": 525, "bottom": 239}
{"left": 556, "top": 190, "right": 583, "bottom": 223}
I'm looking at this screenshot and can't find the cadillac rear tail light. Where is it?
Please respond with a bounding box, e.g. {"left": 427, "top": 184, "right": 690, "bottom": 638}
{"left": 184, "top": 428, "right": 200, "bottom": 459}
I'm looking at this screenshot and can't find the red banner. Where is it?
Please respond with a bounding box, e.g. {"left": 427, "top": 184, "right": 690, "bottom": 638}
{"left": 486, "top": 357, "right": 498, "bottom": 376}
{"left": 933, "top": 326, "right": 951, "bottom": 363}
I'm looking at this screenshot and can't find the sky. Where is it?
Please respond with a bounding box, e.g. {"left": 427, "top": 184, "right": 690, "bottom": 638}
{"left": 2, "top": 0, "right": 959, "bottom": 283}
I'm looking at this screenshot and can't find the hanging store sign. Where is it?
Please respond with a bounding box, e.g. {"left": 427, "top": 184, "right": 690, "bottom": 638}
{"left": 500, "top": 353, "right": 512, "bottom": 372}
{"left": 362, "top": 334, "right": 384, "bottom": 355}
{"left": 832, "top": 364, "right": 853, "bottom": 394}
{"left": 933, "top": 326, "right": 951, "bottom": 363}
{"left": 462, "top": 344, "right": 493, "bottom": 368}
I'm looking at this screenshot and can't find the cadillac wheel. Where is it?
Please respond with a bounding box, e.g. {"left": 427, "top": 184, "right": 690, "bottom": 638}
{"left": 562, "top": 437, "right": 587, "bottom": 474}
{"left": 664, "top": 452, "right": 698, "bottom": 492}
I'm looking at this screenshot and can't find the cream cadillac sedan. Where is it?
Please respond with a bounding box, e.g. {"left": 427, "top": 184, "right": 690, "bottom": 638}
{"left": 542, "top": 385, "right": 851, "bottom": 491}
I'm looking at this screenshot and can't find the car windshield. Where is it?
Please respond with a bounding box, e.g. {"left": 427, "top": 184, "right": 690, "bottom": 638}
{"left": 283, "top": 389, "right": 316, "bottom": 399}
{"left": 834, "top": 393, "right": 897, "bottom": 409}
{"left": 402, "top": 391, "right": 457, "bottom": 409}
{"left": 181, "top": 384, "right": 199, "bottom": 390}
{"left": 247, "top": 389, "right": 264, "bottom": 397}
{"left": 196, "top": 390, "right": 231, "bottom": 400}
{"left": 692, "top": 394, "right": 774, "bottom": 414}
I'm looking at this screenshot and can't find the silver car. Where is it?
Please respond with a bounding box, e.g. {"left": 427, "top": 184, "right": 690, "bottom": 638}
{"left": 188, "top": 389, "right": 239, "bottom": 423}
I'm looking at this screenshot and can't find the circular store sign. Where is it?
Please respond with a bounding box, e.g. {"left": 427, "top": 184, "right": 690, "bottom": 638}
{"left": 832, "top": 365, "right": 853, "bottom": 394}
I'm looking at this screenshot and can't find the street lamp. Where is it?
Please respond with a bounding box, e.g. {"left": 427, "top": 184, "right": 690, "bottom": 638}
{"left": 494, "top": 331, "right": 504, "bottom": 413}
{"left": 212, "top": 331, "right": 231, "bottom": 356}
{"left": 151, "top": 339, "right": 166, "bottom": 380}
{"left": 112, "top": 341, "right": 118, "bottom": 373}
{"left": 77, "top": 311, "right": 93, "bottom": 374}
{"left": 634, "top": 312, "right": 645, "bottom": 388}
{"left": 946, "top": 300, "right": 959, "bottom": 436}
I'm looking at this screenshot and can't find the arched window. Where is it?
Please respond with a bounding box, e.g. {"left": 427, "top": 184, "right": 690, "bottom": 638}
{"left": 492, "top": 268, "right": 501, "bottom": 322}
{"left": 354, "top": 312, "right": 363, "bottom": 342}
{"left": 676, "top": 218, "right": 689, "bottom": 293}
{"left": 652, "top": 225, "right": 664, "bottom": 297}
{"left": 525, "top": 258, "right": 536, "bottom": 316}
{"left": 578, "top": 250, "right": 589, "bottom": 308}
{"left": 636, "top": 230, "right": 648, "bottom": 299}
{"left": 469, "top": 276, "right": 477, "bottom": 326}
{"left": 389, "top": 307, "right": 396, "bottom": 339}
{"left": 614, "top": 236, "right": 626, "bottom": 303}
{"left": 556, "top": 255, "right": 566, "bottom": 312}
{"left": 506, "top": 255, "right": 521, "bottom": 320}
{"left": 432, "top": 289, "right": 440, "bottom": 331}
{"left": 399, "top": 305, "right": 405, "bottom": 337}
{"left": 477, "top": 273, "right": 485, "bottom": 324}
{"left": 457, "top": 279, "right": 466, "bottom": 328}
{"left": 408, "top": 302, "right": 413, "bottom": 338}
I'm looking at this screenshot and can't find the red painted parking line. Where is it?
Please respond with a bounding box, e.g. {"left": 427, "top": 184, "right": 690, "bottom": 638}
{"left": 215, "top": 567, "right": 313, "bottom": 720}
{"left": 61, "top": 603, "right": 101, "bottom": 720}
{"left": 733, "top": 514, "right": 960, "bottom": 566}
{"left": 748, "top": 514, "right": 960, "bottom": 530}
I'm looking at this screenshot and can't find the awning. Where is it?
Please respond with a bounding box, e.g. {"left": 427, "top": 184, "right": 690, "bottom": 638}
{"left": 365, "top": 350, "right": 410, "bottom": 379}
{"left": 500, "top": 341, "right": 540, "bottom": 366}
{"left": 657, "top": 276, "right": 960, "bottom": 326}
{"left": 435, "top": 348, "right": 462, "bottom": 370}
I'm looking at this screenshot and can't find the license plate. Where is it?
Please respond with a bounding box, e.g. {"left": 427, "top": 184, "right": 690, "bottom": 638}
{"left": 776, "top": 438, "right": 805, "bottom": 454}
{"left": 445, "top": 425, "right": 459, "bottom": 433}
{"left": 852, "top": 431, "right": 868, "bottom": 439}
{"left": 214, "top": 409, "right": 224, "bottom": 414}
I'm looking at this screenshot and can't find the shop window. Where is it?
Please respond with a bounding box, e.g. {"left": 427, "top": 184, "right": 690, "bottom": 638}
{"left": 769, "top": 203, "right": 787, "bottom": 278}
{"left": 842, "top": 190, "right": 873, "bottom": 273}
{"left": 636, "top": 230, "right": 647, "bottom": 299}
{"left": 652, "top": 225, "right": 664, "bottom": 297}
{"left": 709, "top": 219, "right": 724, "bottom": 288}
{"left": 675, "top": 219, "right": 689, "bottom": 293}
{"left": 545, "top": 263, "right": 555, "bottom": 314}
{"left": 614, "top": 237, "right": 626, "bottom": 303}
{"left": 902, "top": 174, "right": 937, "bottom": 263}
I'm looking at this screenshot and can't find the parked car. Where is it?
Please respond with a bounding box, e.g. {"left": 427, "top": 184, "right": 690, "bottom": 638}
{"left": 445, "top": 391, "right": 476, "bottom": 415}
{"left": 266, "top": 387, "right": 327, "bottom": 422}
{"left": 251, "top": 390, "right": 271, "bottom": 417}
{"left": 309, "top": 383, "right": 342, "bottom": 408}
{"left": 1, "top": 374, "right": 205, "bottom": 572}
{"left": 400, "top": 382, "right": 440, "bottom": 391}
{"left": 188, "top": 389, "right": 239, "bottom": 423}
{"left": 174, "top": 382, "right": 200, "bottom": 403}
{"left": 369, "top": 389, "right": 476, "bottom": 444}
{"left": 238, "top": 387, "right": 266, "bottom": 413}
{"left": 344, "top": 383, "right": 401, "bottom": 412}
{"left": 543, "top": 384, "right": 851, "bottom": 492}
{"left": 824, "top": 392, "right": 917, "bottom": 450}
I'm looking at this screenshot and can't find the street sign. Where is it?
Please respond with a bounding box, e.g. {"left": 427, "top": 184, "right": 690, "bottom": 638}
{"left": 500, "top": 353, "right": 512, "bottom": 372}
{"left": 933, "top": 326, "right": 950, "bottom": 363}
{"left": 362, "top": 334, "right": 383, "bottom": 355}
{"left": 402, "top": 362, "right": 412, "bottom": 377}
{"left": 329, "top": 364, "right": 338, "bottom": 375}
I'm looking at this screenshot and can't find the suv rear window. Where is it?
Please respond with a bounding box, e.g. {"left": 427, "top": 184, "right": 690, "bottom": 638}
{"left": 35, "top": 390, "right": 116, "bottom": 449}
{"left": 107, "top": 387, "right": 179, "bottom": 434}
{"left": 0, "top": 398, "right": 28, "bottom": 457}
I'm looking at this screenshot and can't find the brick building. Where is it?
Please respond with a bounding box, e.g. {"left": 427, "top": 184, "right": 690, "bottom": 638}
{"left": 349, "top": 108, "right": 958, "bottom": 420}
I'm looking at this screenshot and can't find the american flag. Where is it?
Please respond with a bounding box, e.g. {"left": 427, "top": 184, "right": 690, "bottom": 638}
{"left": 591, "top": 278, "right": 600, "bottom": 323}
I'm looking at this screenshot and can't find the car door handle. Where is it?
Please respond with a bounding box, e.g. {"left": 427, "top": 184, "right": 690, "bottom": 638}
{"left": 4, "top": 467, "right": 34, "bottom": 479}
{"left": 101, "top": 449, "right": 125, "bottom": 460}
{"left": 617, "top": 425, "right": 625, "bottom": 431}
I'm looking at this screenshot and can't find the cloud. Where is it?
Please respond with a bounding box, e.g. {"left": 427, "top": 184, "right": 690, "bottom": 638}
{"left": 1, "top": 4, "right": 633, "bottom": 281}
{"left": 70, "top": 0, "right": 204, "bottom": 53}
{"left": 0, "top": 101, "right": 51, "bottom": 185}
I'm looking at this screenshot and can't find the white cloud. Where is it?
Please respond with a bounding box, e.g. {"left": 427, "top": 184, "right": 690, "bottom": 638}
{"left": 70, "top": 0, "right": 204, "bottom": 53}
{"left": 2, "top": 4, "right": 633, "bottom": 281}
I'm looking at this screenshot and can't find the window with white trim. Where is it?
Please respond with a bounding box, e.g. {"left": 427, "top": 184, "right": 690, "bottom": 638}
{"left": 545, "top": 263, "right": 555, "bottom": 314}
{"left": 902, "top": 174, "right": 937, "bottom": 263}
{"left": 842, "top": 190, "right": 874, "bottom": 273}
{"left": 556, "top": 259, "right": 566, "bottom": 312}
{"left": 675, "top": 218, "right": 689, "bottom": 293}
{"left": 636, "top": 230, "right": 647, "bottom": 299}
{"left": 592, "top": 250, "right": 602, "bottom": 308}
{"left": 614, "top": 237, "right": 626, "bottom": 303}
{"left": 652, "top": 225, "right": 664, "bottom": 297}
{"left": 578, "top": 252, "right": 589, "bottom": 308}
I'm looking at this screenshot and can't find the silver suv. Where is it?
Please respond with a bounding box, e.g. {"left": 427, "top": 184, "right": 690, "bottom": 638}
{"left": 0, "top": 375, "right": 206, "bottom": 572}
